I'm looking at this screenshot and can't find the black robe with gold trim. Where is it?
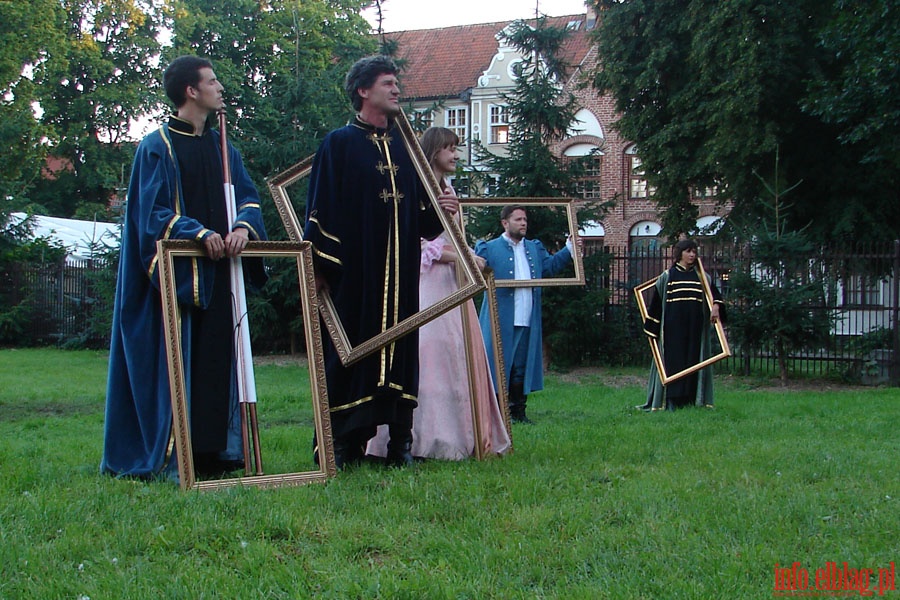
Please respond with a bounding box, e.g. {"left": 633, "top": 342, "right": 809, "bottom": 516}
{"left": 304, "top": 117, "right": 442, "bottom": 437}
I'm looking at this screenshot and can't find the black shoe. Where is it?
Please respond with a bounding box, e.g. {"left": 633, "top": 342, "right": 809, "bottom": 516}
{"left": 386, "top": 446, "right": 414, "bottom": 467}
{"left": 386, "top": 427, "right": 415, "bottom": 467}
{"left": 511, "top": 411, "right": 534, "bottom": 424}
{"left": 510, "top": 401, "right": 534, "bottom": 424}
{"left": 333, "top": 438, "right": 365, "bottom": 470}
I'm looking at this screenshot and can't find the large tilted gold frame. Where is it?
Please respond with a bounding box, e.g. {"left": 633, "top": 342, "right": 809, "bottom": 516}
{"left": 460, "top": 198, "right": 585, "bottom": 287}
{"left": 158, "top": 239, "right": 336, "bottom": 490}
{"left": 266, "top": 109, "right": 485, "bottom": 366}
{"left": 633, "top": 257, "right": 731, "bottom": 385}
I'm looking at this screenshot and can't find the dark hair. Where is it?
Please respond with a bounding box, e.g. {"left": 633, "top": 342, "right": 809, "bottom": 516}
{"left": 163, "top": 56, "right": 214, "bottom": 108}
{"left": 672, "top": 238, "right": 699, "bottom": 263}
{"left": 420, "top": 127, "right": 459, "bottom": 168}
{"left": 344, "top": 55, "right": 399, "bottom": 111}
{"left": 500, "top": 205, "right": 526, "bottom": 221}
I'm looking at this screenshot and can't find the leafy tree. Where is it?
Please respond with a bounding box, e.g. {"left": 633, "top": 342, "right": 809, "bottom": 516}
{"left": 0, "top": 0, "right": 67, "bottom": 208}
{"left": 806, "top": 0, "right": 900, "bottom": 170}
{"left": 591, "top": 0, "right": 900, "bottom": 242}
{"left": 166, "top": 0, "right": 375, "bottom": 184}
{"left": 475, "top": 17, "right": 612, "bottom": 368}
{"left": 166, "top": 0, "right": 376, "bottom": 350}
{"left": 29, "top": 0, "right": 165, "bottom": 217}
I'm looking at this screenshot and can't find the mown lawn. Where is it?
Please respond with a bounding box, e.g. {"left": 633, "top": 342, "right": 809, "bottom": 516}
{"left": 0, "top": 348, "right": 897, "bottom": 599}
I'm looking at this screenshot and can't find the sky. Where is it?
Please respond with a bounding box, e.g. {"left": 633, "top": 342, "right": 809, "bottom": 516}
{"left": 363, "top": 0, "right": 591, "bottom": 31}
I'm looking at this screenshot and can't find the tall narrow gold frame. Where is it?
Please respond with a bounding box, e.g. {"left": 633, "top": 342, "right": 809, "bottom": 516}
{"left": 157, "top": 239, "right": 336, "bottom": 490}
{"left": 460, "top": 198, "right": 585, "bottom": 287}
{"left": 265, "top": 109, "right": 485, "bottom": 366}
{"left": 633, "top": 257, "right": 731, "bottom": 385}
{"left": 482, "top": 270, "right": 513, "bottom": 449}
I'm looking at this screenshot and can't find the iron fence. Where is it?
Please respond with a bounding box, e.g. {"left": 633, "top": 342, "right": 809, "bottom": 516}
{"left": 590, "top": 240, "right": 899, "bottom": 384}
{"left": 3, "top": 241, "right": 898, "bottom": 384}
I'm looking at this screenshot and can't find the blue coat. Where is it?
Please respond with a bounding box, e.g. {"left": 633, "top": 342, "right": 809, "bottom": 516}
{"left": 101, "top": 123, "right": 266, "bottom": 479}
{"left": 475, "top": 237, "right": 572, "bottom": 395}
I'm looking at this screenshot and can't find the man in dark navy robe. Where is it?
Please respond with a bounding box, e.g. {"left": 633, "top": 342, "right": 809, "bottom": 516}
{"left": 101, "top": 56, "right": 266, "bottom": 480}
{"left": 304, "top": 55, "right": 459, "bottom": 468}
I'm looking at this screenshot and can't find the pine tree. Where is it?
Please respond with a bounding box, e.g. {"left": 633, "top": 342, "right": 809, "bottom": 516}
{"left": 474, "top": 17, "right": 613, "bottom": 367}
{"left": 727, "top": 150, "right": 833, "bottom": 383}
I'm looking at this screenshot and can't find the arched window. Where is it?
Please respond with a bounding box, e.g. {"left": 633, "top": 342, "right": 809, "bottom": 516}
{"left": 693, "top": 215, "right": 725, "bottom": 237}
{"left": 629, "top": 220, "right": 665, "bottom": 283}
{"left": 579, "top": 220, "right": 605, "bottom": 255}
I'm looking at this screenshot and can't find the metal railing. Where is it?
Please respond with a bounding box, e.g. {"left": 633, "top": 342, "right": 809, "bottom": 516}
{"left": 4, "top": 241, "right": 898, "bottom": 384}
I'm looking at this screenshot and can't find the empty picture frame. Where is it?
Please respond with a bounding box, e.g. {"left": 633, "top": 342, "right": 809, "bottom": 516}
{"left": 460, "top": 198, "right": 585, "bottom": 287}
{"left": 481, "top": 269, "right": 513, "bottom": 450}
{"left": 265, "top": 108, "right": 486, "bottom": 366}
{"left": 633, "top": 257, "right": 731, "bottom": 385}
{"left": 157, "top": 239, "right": 336, "bottom": 490}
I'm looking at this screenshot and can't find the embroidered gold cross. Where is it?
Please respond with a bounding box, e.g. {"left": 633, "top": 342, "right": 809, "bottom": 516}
{"left": 375, "top": 161, "right": 399, "bottom": 176}
{"left": 367, "top": 132, "right": 393, "bottom": 146}
{"left": 380, "top": 189, "right": 404, "bottom": 203}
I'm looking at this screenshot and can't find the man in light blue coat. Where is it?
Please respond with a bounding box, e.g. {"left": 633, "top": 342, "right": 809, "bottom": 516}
{"left": 476, "top": 205, "right": 573, "bottom": 423}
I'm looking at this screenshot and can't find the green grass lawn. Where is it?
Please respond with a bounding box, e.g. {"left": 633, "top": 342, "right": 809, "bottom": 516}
{"left": 0, "top": 348, "right": 897, "bottom": 599}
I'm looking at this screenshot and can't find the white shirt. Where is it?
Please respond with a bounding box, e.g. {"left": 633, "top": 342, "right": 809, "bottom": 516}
{"left": 503, "top": 232, "right": 533, "bottom": 327}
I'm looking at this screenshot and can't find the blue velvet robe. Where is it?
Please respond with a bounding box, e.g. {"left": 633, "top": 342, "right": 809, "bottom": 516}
{"left": 475, "top": 237, "right": 573, "bottom": 395}
{"left": 303, "top": 117, "right": 442, "bottom": 438}
{"left": 101, "top": 122, "right": 266, "bottom": 479}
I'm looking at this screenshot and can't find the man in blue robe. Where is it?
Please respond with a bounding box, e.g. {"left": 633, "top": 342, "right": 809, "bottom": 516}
{"left": 304, "top": 55, "right": 458, "bottom": 468}
{"left": 101, "top": 56, "right": 267, "bottom": 480}
{"left": 476, "top": 205, "right": 574, "bottom": 423}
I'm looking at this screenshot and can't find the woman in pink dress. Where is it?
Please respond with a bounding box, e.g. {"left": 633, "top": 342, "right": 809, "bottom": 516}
{"left": 367, "top": 127, "right": 511, "bottom": 461}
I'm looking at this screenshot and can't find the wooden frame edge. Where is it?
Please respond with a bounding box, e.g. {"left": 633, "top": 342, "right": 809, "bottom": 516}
{"left": 158, "top": 239, "right": 336, "bottom": 490}
{"left": 633, "top": 256, "right": 731, "bottom": 385}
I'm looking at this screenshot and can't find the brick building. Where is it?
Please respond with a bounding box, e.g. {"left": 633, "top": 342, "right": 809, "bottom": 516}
{"left": 387, "top": 11, "right": 730, "bottom": 252}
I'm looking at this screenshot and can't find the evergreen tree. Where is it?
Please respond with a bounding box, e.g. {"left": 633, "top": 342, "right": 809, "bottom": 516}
{"left": 475, "top": 17, "right": 611, "bottom": 368}
{"left": 726, "top": 151, "right": 832, "bottom": 383}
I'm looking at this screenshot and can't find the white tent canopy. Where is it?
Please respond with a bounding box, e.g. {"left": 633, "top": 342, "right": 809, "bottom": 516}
{"left": 10, "top": 212, "right": 120, "bottom": 263}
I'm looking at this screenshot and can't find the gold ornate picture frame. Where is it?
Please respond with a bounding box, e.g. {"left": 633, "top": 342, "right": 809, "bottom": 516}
{"left": 481, "top": 270, "right": 513, "bottom": 450}
{"left": 460, "top": 198, "right": 585, "bottom": 287}
{"left": 265, "top": 109, "right": 486, "bottom": 366}
{"left": 633, "top": 257, "right": 731, "bottom": 385}
{"left": 157, "top": 239, "right": 336, "bottom": 490}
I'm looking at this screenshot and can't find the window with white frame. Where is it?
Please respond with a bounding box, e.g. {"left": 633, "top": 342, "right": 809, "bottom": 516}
{"left": 692, "top": 185, "right": 718, "bottom": 199}
{"left": 626, "top": 146, "right": 654, "bottom": 199}
{"left": 489, "top": 105, "right": 509, "bottom": 144}
{"left": 445, "top": 107, "right": 467, "bottom": 144}
{"left": 629, "top": 155, "right": 648, "bottom": 198}
{"left": 450, "top": 172, "right": 470, "bottom": 197}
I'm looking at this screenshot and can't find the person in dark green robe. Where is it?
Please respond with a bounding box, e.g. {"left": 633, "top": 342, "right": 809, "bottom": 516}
{"left": 641, "top": 239, "right": 724, "bottom": 410}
